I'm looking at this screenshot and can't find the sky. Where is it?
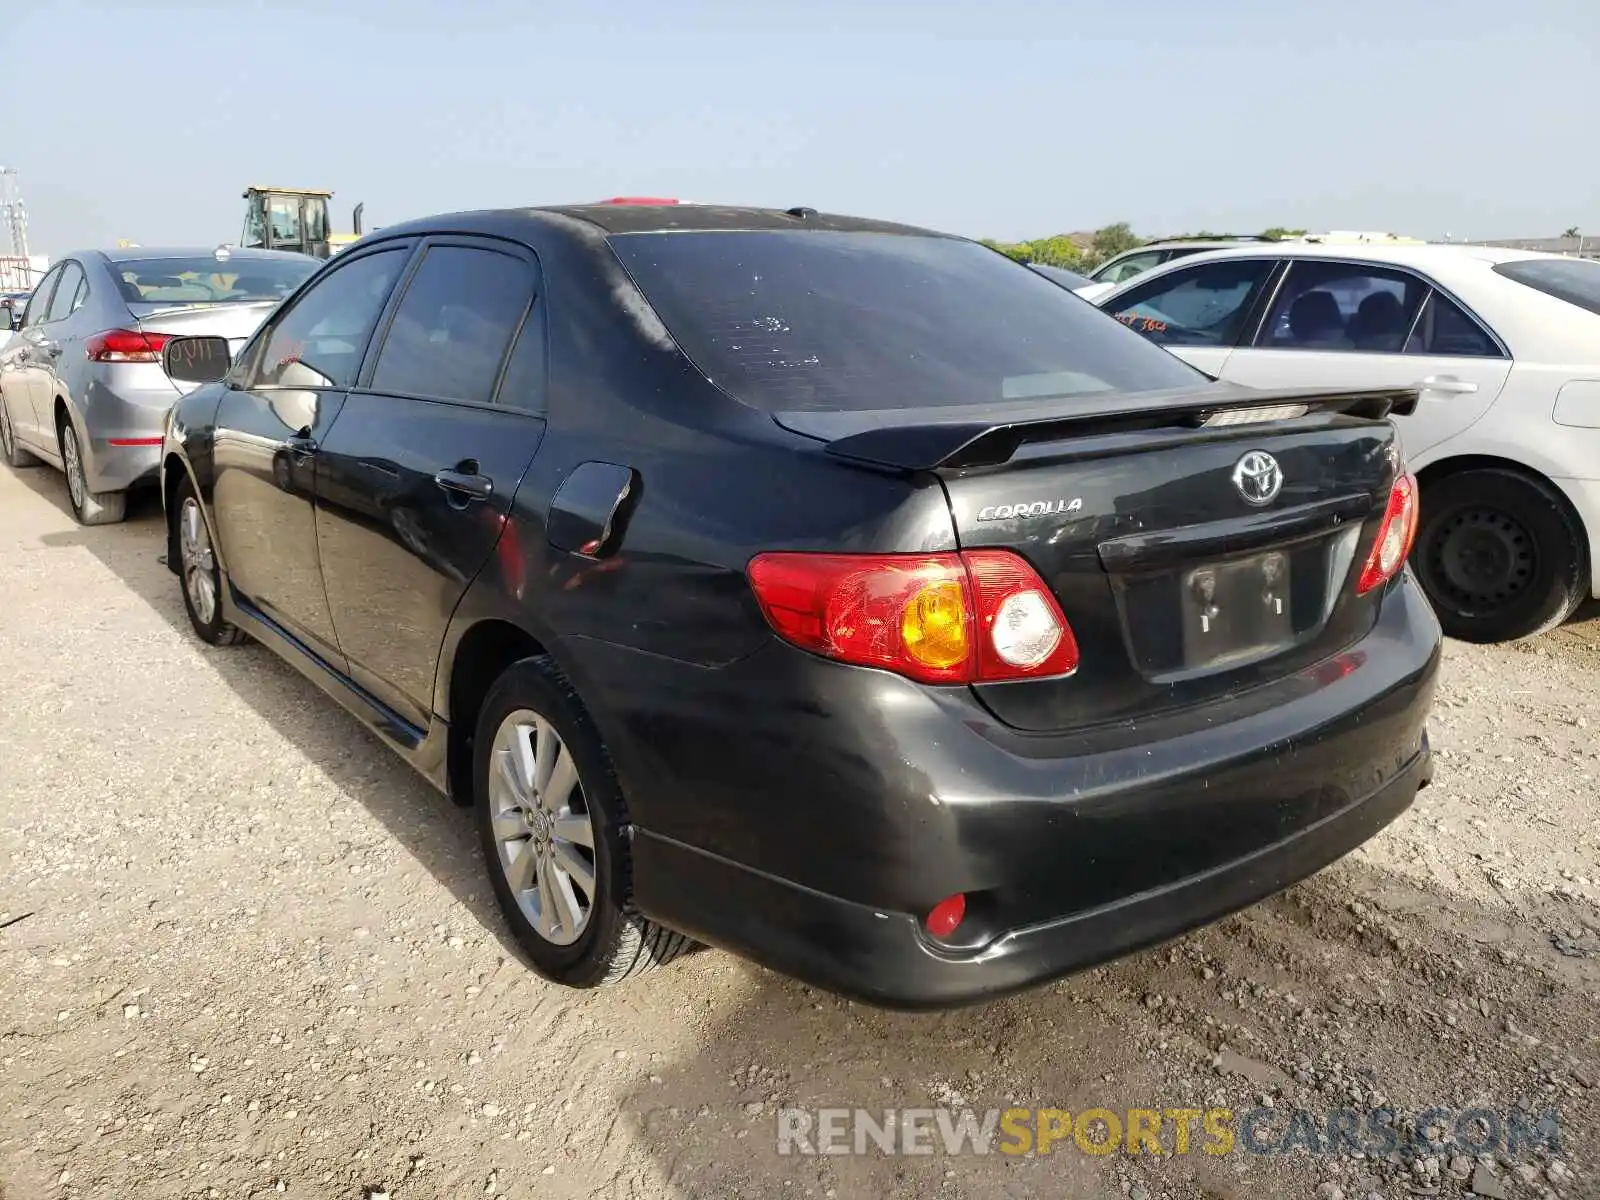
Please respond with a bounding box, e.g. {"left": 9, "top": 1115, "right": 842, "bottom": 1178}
{"left": 5, "top": 0, "right": 1598, "bottom": 257}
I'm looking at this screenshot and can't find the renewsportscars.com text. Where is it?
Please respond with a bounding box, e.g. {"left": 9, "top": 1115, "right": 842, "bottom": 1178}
{"left": 775, "top": 1106, "right": 1562, "bottom": 1159}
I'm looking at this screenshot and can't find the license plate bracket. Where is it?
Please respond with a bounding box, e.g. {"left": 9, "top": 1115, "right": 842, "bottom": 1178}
{"left": 1178, "top": 549, "right": 1296, "bottom": 669}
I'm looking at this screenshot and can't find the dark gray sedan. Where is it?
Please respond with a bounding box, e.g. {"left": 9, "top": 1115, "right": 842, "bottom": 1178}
{"left": 0, "top": 246, "right": 315, "bottom": 523}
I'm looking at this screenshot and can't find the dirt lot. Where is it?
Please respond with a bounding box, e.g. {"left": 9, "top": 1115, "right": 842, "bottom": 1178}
{"left": 1, "top": 461, "right": 1597, "bottom": 1200}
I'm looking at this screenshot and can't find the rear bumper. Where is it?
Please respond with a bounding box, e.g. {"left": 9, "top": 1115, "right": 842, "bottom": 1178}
{"left": 634, "top": 744, "right": 1429, "bottom": 1009}
{"left": 88, "top": 439, "right": 162, "bottom": 492}
{"left": 563, "top": 572, "right": 1441, "bottom": 1010}
{"left": 1542, "top": 474, "right": 1600, "bottom": 600}
{"left": 79, "top": 374, "right": 175, "bottom": 493}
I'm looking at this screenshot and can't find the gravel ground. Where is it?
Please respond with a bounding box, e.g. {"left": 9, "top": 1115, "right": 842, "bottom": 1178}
{"left": 1, "top": 461, "right": 1597, "bottom": 1200}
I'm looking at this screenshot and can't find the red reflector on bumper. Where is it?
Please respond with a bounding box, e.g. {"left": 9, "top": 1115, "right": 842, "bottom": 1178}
{"left": 925, "top": 893, "right": 966, "bottom": 939}
{"left": 107, "top": 437, "right": 164, "bottom": 447}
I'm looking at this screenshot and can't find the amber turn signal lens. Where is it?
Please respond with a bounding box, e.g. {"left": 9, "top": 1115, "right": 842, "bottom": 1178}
{"left": 901, "top": 580, "right": 969, "bottom": 669}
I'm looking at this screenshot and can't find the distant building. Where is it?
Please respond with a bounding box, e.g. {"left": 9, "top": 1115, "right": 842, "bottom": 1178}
{"left": 1459, "top": 234, "right": 1597, "bottom": 259}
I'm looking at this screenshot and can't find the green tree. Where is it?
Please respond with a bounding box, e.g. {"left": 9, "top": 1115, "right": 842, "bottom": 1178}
{"left": 980, "top": 235, "right": 1086, "bottom": 270}
{"left": 1260, "top": 226, "right": 1309, "bottom": 240}
{"left": 981, "top": 222, "right": 1152, "bottom": 271}
{"left": 1563, "top": 226, "right": 1581, "bottom": 239}
{"left": 1023, "top": 235, "right": 1087, "bottom": 270}
{"left": 1084, "top": 223, "right": 1141, "bottom": 269}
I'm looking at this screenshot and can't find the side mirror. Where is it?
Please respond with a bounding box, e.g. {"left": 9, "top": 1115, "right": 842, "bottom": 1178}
{"left": 162, "top": 335, "right": 232, "bottom": 384}
{"left": 7, "top": 311, "right": 20, "bottom": 331}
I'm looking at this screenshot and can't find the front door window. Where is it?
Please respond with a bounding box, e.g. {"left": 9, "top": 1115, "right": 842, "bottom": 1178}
{"left": 1106, "top": 259, "right": 1277, "bottom": 348}
{"left": 251, "top": 248, "right": 410, "bottom": 389}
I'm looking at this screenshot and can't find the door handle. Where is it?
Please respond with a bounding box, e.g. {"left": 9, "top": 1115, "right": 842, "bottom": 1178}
{"left": 286, "top": 431, "right": 318, "bottom": 456}
{"left": 434, "top": 468, "right": 494, "bottom": 501}
{"left": 1417, "top": 375, "right": 1478, "bottom": 395}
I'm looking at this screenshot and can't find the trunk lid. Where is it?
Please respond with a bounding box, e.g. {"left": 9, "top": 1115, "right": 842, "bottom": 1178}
{"left": 132, "top": 299, "right": 278, "bottom": 343}
{"left": 777, "top": 383, "right": 1414, "bottom": 733}
{"left": 131, "top": 300, "right": 279, "bottom": 394}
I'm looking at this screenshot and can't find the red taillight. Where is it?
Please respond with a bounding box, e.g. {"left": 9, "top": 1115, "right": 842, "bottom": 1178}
{"left": 597, "top": 196, "right": 679, "bottom": 206}
{"left": 1356, "top": 472, "right": 1420, "bottom": 595}
{"left": 86, "top": 329, "right": 171, "bottom": 363}
{"left": 746, "top": 549, "right": 1079, "bottom": 685}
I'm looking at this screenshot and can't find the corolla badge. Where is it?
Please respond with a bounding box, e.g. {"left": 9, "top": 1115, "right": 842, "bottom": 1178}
{"left": 1232, "top": 450, "right": 1283, "bottom": 507}
{"left": 976, "top": 497, "right": 1083, "bottom": 523}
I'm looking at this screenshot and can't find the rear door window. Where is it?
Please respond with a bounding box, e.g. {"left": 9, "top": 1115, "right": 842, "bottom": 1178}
{"left": 1404, "top": 292, "right": 1504, "bottom": 357}
{"left": 609, "top": 230, "right": 1204, "bottom": 413}
{"left": 368, "top": 245, "right": 535, "bottom": 405}
{"left": 495, "top": 298, "right": 547, "bottom": 414}
{"left": 1255, "top": 260, "right": 1428, "bottom": 353}
{"left": 1106, "top": 258, "right": 1277, "bottom": 348}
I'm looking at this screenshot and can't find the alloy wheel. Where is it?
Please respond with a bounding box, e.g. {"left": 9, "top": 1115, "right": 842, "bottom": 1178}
{"left": 62, "top": 424, "right": 85, "bottom": 510}
{"left": 487, "top": 708, "right": 598, "bottom": 947}
{"left": 179, "top": 497, "right": 218, "bottom": 626}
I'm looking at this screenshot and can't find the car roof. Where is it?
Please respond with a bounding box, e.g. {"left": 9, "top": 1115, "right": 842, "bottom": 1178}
{"left": 531, "top": 203, "right": 948, "bottom": 238}
{"left": 1147, "top": 237, "right": 1273, "bottom": 248}
{"left": 366, "top": 204, "right": 955, "bottom": 245}
{"left": 1114, "top": 240, "right": 1561, "bottom": 272}
{"left": 1109, "top": 237, "right": 1277, "bottom": 256}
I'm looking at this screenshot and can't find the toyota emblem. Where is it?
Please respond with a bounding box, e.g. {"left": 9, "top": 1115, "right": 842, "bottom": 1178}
{"left": 1232, "top": 450, "right": 1283, "bottom": 506}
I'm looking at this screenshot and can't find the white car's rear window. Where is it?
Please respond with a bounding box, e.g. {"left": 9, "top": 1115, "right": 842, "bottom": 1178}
{"left": 1493, "top": 258, "right": 1600, "bottom": 317}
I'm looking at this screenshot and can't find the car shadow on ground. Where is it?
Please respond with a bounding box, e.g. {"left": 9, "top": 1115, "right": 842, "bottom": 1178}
{"left": 587, "top": 861, "right": 1600, "bottom": 1199}
{"left": 19, "top": 469, "right": 528, "bottom": 973}
{"left": 21, "top": 465, "right": 1600, "bottom": 1199}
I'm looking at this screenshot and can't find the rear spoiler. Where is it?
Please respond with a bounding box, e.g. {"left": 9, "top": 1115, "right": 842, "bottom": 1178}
{"left": 772, "top": 384, "right": 1420, "bottom": 472}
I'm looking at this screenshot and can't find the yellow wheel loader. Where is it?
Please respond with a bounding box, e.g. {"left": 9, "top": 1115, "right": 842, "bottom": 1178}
{"left": 240, "top": 186, "right": 366, "bottom": 259}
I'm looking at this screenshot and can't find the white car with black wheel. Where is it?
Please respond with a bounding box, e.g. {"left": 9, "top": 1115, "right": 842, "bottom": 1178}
{"left": 1096, "top": 243, "right": 1600, "bottom": 643}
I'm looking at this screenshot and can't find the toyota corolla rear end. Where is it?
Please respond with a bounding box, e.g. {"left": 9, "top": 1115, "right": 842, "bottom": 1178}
{"left": 589, "top": 221, "right": 1441, "bottom": 1009}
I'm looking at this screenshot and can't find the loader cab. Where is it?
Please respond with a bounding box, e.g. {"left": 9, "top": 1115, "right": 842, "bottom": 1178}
{"left": 241, "top": 186, "right": 334, "bottom": 258}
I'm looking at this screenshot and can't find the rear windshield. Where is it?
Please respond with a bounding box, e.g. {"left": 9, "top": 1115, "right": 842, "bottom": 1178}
{"left": 115, "top": 256, "right": 316, "bottom": 305}
{"left": 1493, "top": 257, "right": 1600, "bottom": 317}
{"left": 608, "top": 230, "right": 1205, "bottom": 412}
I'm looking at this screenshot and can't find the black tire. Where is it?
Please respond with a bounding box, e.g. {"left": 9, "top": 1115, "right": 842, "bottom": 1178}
{"left": 1, "top": 397, "right": 39, "bottom": 468}
{"left": 474, "top": 655, "right": 692, "bottom": 987}
{"left": 1412, "top": 468, "right": 1587, "bottom": 643}
{"left": 171, "top": 475, "right": 245, "bottom": 646}
{"left": 57, "top": 415, "right": 126, "bottom": 526}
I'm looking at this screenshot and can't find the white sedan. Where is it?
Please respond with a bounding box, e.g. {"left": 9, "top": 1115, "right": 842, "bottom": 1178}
{"left": 1094, "top": 242, "right": 1600, "bottom": 643}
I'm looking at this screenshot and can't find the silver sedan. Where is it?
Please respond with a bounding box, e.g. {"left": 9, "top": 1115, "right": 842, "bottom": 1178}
{"left": 0, "top": 246, "right": 316, "bottom": 524}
